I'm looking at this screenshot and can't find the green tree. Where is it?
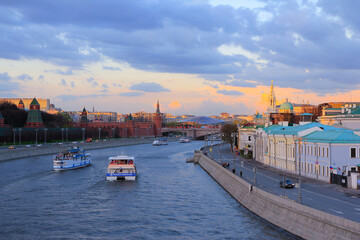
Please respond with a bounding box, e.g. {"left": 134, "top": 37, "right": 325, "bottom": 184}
{"left": 221, "top": 124, "right": 237, "bottom": 151}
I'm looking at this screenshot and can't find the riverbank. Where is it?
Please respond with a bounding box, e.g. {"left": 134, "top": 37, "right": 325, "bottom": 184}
{"left": 193, "top": 151, "right": 360, "bottom": 240}
{"left": 0, "top": 137, "right": 179, "bottom": 161}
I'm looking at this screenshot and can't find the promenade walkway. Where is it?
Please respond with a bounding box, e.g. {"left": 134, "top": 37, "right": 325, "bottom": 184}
{"left": 205, "top": 143, "right": 360, "bottom": 223}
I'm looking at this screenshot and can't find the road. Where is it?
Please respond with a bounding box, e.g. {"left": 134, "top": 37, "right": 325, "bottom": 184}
{"left": 205, "top": 143, "right": 360, "bottom": 223}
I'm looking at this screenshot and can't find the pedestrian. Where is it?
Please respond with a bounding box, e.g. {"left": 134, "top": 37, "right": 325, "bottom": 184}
{"left": 240, "top": 171, "right": 242, "bottom": 177}
{"left": 232, "top": 168, "right": 235, "bottom": 174}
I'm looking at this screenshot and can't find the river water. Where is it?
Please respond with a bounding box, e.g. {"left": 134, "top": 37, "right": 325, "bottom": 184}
{"left": 0, "top": 141, "right": 299, "bottom": 239}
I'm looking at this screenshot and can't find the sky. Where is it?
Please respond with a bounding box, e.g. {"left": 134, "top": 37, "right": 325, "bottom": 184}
{"left": 0, "top": 0, "right": 360, "bottom": 115}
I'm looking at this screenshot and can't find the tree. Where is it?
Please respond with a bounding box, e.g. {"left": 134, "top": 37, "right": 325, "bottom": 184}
{"left": 221, "top": 124, "right": 237, "bottom": 151}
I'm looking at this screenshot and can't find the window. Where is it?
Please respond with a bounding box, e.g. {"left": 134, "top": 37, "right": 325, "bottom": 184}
{"left": 318, "top": 147, "right": 320, "bottom": 156}
{"left": 311, "top": 163, "right": 313, "bottom": 173}
{"left": 326, "top": 148, "right": 329, "bottom": 158}
{"left": 327, "top": 167, "right": 329, "bottom": 177}
{"left": 350, "top": 148, "right": 356, "bottom": 158}
{"left": 322, "top": 166, "right": 325, "bottom": 176}
{"left": 311, "top": 146, "right": 313, "bottom": 156}
{"left": 248, "top": 136, "right": 251, "bottom": 141}
{"left": 322, "top": 147, "right": 324, "bottom": 157}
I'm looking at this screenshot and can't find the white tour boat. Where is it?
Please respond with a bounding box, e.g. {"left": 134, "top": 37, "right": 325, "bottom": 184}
{"left": 152, "top": 138, "right": 168, "bottom": 146}
{"left": 179, "top": 137, "right": 191, "bottom": 143}
{"left": 106, "top": 155, "right": 137, "bottom": 181}
{"left": 53, "top": 147, "right": 91, "bottom": 171}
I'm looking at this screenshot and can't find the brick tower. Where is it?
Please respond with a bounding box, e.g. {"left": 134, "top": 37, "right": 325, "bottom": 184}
{"left": 25, "top": 98, "right": 45, "bottom": 128}
{"left": 154, "top": 100, "right": 162, "bottom": 137}
{"left": 80, "top": 107, "right": 88, "bottom": 127}
{"left": 18, "top": 99, "right": 25, "bottom": 109}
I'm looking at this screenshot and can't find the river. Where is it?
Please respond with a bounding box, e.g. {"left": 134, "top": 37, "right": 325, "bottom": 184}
{"left": 0, "top": 141, "right": 299, "bottom": 239}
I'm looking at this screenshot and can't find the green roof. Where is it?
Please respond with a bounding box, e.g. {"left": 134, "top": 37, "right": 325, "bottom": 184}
{"left": 30, "top": 98, "right": 40, "bottom": 105}
{"left": 304, "top": 130, "right": 360, "bottom": 143}
{"left": 279, "top": 102, "right": 294, "bottom": 110}
{"left": 326, "top": 108, "right": 341, "bottom": 110}
{"left": 267, "top": 122, "right": 350, "bottom": 136}
{"left": 345, "top": 105, "right": 360, "bottom": 115}
{"left": 300, "top": 113, "right": 313, "bottom": 116}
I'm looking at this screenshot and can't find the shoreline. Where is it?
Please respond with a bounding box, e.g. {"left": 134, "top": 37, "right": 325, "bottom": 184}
{"left": 0, "top": 137, "right": 179, "bottom": 162}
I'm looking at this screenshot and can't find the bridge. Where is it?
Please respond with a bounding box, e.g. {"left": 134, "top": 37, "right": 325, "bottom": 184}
{"left": 161, "top": 127, "right": 221, "bottom": 139}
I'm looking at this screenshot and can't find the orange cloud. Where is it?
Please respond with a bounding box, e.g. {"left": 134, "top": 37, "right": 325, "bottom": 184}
{"left": 169, "top": 101, "right": 181, "bottom": 109}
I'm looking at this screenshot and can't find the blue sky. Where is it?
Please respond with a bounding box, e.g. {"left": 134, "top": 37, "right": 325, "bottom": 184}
{"left": 0, "top": 0, "right": 359, "bottom": 115}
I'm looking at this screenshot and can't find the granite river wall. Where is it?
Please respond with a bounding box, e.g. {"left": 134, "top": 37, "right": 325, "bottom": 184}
{"left": 194, "top": 151, "right": 360, "bottom": 240}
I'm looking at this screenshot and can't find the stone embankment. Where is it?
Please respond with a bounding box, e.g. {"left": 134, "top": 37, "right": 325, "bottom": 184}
{"left": 194, "top": 151, "right": 360, "bottom": 240}
{"left": 0, "top": 138, "right": 175, "bottom": 162}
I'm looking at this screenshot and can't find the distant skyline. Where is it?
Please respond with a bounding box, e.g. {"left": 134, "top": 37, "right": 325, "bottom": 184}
{"left": 1, "top": 0, "right": 359, "bottom": 115}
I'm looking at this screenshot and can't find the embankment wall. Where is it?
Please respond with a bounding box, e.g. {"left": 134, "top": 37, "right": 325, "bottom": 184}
{"left": 0, "top": 138, "right": 175, "bottom": 162}
{"left": 196, "top": 152, "right": 360, "bottom": 240}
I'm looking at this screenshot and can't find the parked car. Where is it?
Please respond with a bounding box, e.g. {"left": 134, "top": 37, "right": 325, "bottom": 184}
{"left": 86, "top": 138, "right": 92, "bottom": 143}
{"left": 280, "top": 179, "right": 295, "bottom": 188}
{"left": 8, "top": 145, "right": 15, "bottom": 149}
{"left": 25, "top": 145, "right": 32, "bottom": 148}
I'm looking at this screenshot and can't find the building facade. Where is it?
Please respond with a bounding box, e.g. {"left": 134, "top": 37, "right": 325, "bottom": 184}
{"left": 0, "top": 98, "right": 50, "bottom": 111}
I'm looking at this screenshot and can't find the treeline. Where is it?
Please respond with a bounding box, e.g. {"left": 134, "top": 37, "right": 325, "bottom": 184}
{"left": 0, "top": 102, "right": 71, "bottom": 128}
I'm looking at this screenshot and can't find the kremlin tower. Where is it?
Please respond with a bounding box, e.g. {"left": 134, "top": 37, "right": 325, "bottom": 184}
{"left": 154, "top": 100, "right": 162, "bottom": 137}
{"left": 25, "top": 98, "right": 45, "bottom": 128}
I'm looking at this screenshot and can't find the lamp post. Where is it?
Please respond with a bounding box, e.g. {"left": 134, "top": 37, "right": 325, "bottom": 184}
{"left": 12, "top": 128, "right": 16, "bottom": 146}
{"left": 81, "top": 128, "right": 85, "bottom": 142}
{"left": 111, "top": 128, "right": 115, "bottom": 139}
{"left": 18, "top": 128, "right": 22, "bottom": 145}
{"left": 253, "top": 134, "right": 257, "bottom": 185}
{"left": 61, "top": 128, "right": 64, "bottom": 142}
{"left": 296, "top": 138, "right": 303, "bottom": 204}
{"left": 35, "top": 128, "right": 39, "bottom": 145}
{"left": 44, "top": 128, "right": 48, "bottom": 144}
{"left": 231, "top": 132, "right": 236, "bottom": 174}
{"left": 65, "top": 128, "right": 68, "bottom": 142}
{"left": 98, "top": 128, "right": 101, "bottom": 140}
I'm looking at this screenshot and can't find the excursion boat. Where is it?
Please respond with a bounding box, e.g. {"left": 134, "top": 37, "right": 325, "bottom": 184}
{"left": 53, "top": 147, "right": 91, "bottom": 171}
{"left": 179, "top": 137, "right": 191, "bottom": 143}
{"left": 106, "top": 155, "right": 137, "bottom": 181}
{"left": 152, "top": 138, "right": 168, "bottom": 146}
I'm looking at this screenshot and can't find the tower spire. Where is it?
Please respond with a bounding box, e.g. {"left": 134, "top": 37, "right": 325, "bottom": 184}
{"left": 156, "top": 100, "right": 160, "bottom": 114}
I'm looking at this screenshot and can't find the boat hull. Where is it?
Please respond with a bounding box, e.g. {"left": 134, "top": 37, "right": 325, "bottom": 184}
{"left": 106, "top": 173, "right": 136, "bottom": 181}
{"left": 53, "top": 162, "right": 91, "bottom": 171}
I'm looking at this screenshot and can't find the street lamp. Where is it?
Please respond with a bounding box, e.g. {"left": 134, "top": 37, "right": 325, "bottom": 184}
{"left": 12, "top": 128, "right": 16, "bottom": 146}
{"left": 98, "top": 128, "right": 101, "bottom": 140}
{"left": 18, "top": 128, "right": 22, "bottom": 145}
{"left": 35, "top": 128, "right": 39, "bottom": 145}
{"left": 65, "top": 128, "right": 68, "bottom": 142}
{"left": 81, "top": 128, "right": 85, "bottom": 142}
{"left": 231, "top": 132, "right": 236, "bottom": 174}
{"left": 44, "top": 128, "right": 48, "bottom": 144}
{"left": 61, "top": 128, "right": 64, "bottom": 142}
{"left": 253, "top": 134, "right": 257, "bottom": 185}
{"left": 296, "top": 138, "right": 304, "bottom": 204}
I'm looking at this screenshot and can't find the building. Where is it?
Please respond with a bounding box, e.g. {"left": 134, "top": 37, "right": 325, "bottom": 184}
{"left": 318, "top": 103, "right": 360, "bottom": 130}
{"left": 0, "top": 98, "right": 50, "bottom": 111}
{"left": 253, "top": 122, "right": 360, "bottom": 186}
{"left": 220, "top": 112, "right": 229, "bottom": 119}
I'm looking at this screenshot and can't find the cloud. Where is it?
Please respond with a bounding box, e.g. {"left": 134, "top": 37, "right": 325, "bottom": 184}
{"left": 225, "top": 80, "right": 257, "bottom": 88}
{"left": 169, "top": 101, "right": 182, "bottom": 109}
{"left": 119, "top": 91, "right": 144, "bottom": 97}
{"left": 60, "top": 79, "right": 67, "bottom": 86}
{"left": 102, "top": 83, "right": 108, "bottom": 88}
{"left": 129, "top": 82, "right": 170, "bottom": 92}
{"left": 0, "top": 0, "right": 360, "bottom": 94}
{"left": 0, "top": 72, "right": 11, "bottom": 81}
{"left": 87, "top": 77, "right": 98, "bottom": 87}
{"left": 216, "top": 89, "right": 244, "bottom": 96}
{"left": 70, "top": 81, "right": 75, "bottom": 88}
{"left": 38, "top": 75, "right": 45, "bottom": 81}
{"left": 191, "top": 100, "right": 251, "bottom": 115}
{"left": 55, "top": 94, "right": 108, "bottom": 101}
{"left": 0, "top": 72, "right": 17, "bottom": 92}
{"left": 103, "top": 66, "right": 122, "bottom": 71}
{"left": 47, "top": 69, "right": 74, "bottom": 75}
{"left": 17, "top": 73, "right": 33, "bottom": 81}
